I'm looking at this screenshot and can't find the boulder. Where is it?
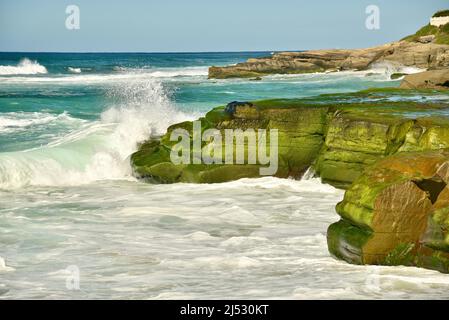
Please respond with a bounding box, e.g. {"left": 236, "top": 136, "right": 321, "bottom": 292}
{"left": 400, "top": 69, "right": 449, "bottom": 90}
{"left": 328, "top": 150, "right": 449, "bottom": 272}
{"left": 417, "top": 35, "right": 436, "bottom": 43}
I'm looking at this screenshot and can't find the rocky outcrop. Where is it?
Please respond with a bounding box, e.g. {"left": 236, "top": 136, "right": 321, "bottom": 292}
{"left": 131, "top": 90, "right": 449, "bottom": 188}
{"left": 315, "top": 113, "right": 449, "bottom": 187}
{"left": 208, "top": 41, "right": 449, "bottom": 79}
{"left": 327, "top": 150, "right": 449, "bottom": 272}
{"left": 400, "top": 69, "right": 449, "bottom": 90}
{"left": 132, "top": 100, "right": 329, "bottom": 183}
{"left": 132, "top": 90, "right": 449, "bottom": 273}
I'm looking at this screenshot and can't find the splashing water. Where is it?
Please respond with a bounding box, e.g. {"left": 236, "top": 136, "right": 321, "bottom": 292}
{"left": 0, "top": 257, "right": 14, "bottom": 272}
{"left": 0, "top": 58, "right": 48, "bottom": 75}
{"left": 0, "top": 78, "right": 192, "bottom": 189}
{"left": 1, "top": 53, "right": 449, "bottom": 299}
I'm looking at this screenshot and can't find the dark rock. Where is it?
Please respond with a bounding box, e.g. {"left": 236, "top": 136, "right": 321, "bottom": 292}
{"left": 224, "top": 101, "right": 254, "bottom": 115}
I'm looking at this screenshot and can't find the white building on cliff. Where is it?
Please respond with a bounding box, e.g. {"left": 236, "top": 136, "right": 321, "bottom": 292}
{"left": 430, "top": 10, "right": 449, "bottom": 27}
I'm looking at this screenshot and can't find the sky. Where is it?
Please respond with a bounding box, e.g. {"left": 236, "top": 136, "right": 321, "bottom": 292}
{"left": 0, "top": 0, "right": 448, "bottom": 52}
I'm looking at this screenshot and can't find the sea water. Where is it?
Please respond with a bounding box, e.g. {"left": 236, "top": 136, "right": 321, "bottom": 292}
{"left": 1, "top": 52, "right": 449, "bottom": 299}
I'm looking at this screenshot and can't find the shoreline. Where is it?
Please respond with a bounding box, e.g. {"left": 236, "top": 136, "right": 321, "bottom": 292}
{"left": 207, "top": 21, "right": 449, "bottom": 80}
{"left": 131, "top": 88, "right": 449, "bottom": 273}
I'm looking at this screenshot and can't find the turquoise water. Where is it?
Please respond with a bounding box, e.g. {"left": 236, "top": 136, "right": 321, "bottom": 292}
{"left": 2, "top": 53, "right": 449, "bottom": 299}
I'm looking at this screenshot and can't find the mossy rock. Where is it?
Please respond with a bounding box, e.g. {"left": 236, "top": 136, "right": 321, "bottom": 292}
{"left": 327, "top": 219, "right": 372, "bottom": 265}
{"left": 329, "top": 150, "right": 449, "bottom": 271}
{"left": 132, "top": 91, "right": 449, "bottom": 187}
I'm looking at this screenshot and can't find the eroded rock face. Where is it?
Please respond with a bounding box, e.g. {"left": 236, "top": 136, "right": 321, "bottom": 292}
{"left": 328, "top": 150, "right": 449, "bottom": 272}
{"left": 131, "top": 94, "right": 449, "bottom": 187}
{"left": 131, "top": 92, "right": 449, "bottom": 273}
{"left": 400, "top": 69, "right": 449, "bottom": 90}
{"left": 208, "top": 41, "right": 449, "bottom": 79}
{"left": 131, "top": 100, "right": 329, "bottom": 183}
{"left": 315, "top": 113, "right": 449, "bottom": 188}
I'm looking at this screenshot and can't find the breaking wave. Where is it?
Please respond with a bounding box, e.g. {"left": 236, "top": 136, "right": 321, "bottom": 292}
{"left": 0, "top": 58, "right": 48, "bottom": 75}
{"left": 0, "top": 78, "right": 194, "bottom": 189}
{"left": 68, "top": 67, "right": 82, "bottom": 74}
{"left": 0, "top": 112, "right": 79, "bottom": 134}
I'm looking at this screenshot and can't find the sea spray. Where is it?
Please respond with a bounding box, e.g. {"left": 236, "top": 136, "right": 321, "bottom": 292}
{"left": 103, "top": 78, "right": 192, "bottom": 158}
{"left": 0, "top": 78, "right": 192, "bottom": 189}
{"left": 68, "top": 67, "right": 82, "bottom": 74}
{"left": 0, "top": 58, "right": 48, "bottom": 75}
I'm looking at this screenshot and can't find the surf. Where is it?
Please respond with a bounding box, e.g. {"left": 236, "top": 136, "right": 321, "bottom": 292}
{"left": 0, "top": 78, "right": 193, "bottom": 189}
{"left": 0, "top": 58, "right": 48, "bottom": 75}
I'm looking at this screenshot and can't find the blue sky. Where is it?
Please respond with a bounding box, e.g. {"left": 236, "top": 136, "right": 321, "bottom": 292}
{"left": 0, "top": 0, "right": 447, "bottom": 52}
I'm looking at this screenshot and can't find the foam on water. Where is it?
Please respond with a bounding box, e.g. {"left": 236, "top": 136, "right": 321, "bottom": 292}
{"left": 0, "top": 111, "right": 80, "bottom": 134}
{"left": 1, "top": 55, "right": 449, "bottom": 299}
{"left": 264, "top": 62, "right": 424, "bottom": 83}
{"left": 0, "top": 257, "right": 14, "bottom": 272}
{"left": 0, "top": 66, "right": 209, "bottom": 84}
{"left": 67, "top": 67, "right": 82, "bottom": 74}
{"left": 367, "top": 61, "right": 424, "bottom": 81}
{"left": 0, "top": 78, "right": 193, "bottom": 189}
{"left": 1, "top": 177, "right": 449, "bottom": 299}
{"left": 0, "top": 58, "right": 48, "bottom": 75}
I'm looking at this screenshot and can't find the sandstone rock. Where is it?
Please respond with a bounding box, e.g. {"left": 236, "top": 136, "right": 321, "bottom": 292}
{"left": 328, "top": 150, "right": 449, "bottom": 272}
{"left": 209, "top": 42, "right": 449, "bottom": 79}
{"left": 131, "top": 92, "right": 449, "bottom": 188}
{"left": 418, "top": 35, "right": 436, "bottom": 43}
{"left": 400, "top": 69, "right": 449, "bottom": 90}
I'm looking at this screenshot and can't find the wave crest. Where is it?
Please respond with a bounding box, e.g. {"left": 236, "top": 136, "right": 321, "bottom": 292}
{"left": 0, "top": 78, "right": 194, "bottom": 189}
{"left": 0, "top": 58, "right": 48, "bottom": 75}
{"left": 68, "top": 67, "right": 81, "bottom": 74}
{"left": 0, "top": 112, "right": 78, "bottom": 134}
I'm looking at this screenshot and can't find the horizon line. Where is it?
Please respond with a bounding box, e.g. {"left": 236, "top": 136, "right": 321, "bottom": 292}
{"left": 0, "top": 50, "right": 286, "bottom": 54}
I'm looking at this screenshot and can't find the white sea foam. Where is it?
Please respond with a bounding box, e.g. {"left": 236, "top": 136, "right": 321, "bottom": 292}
{"left": 0, "top": 58, "right": 48, "bottom": 75}
{"left": 0, "top": 66, "right": 208, "bottom": 84}
{"left": 113, "top": 66, "right": 128, "bottom": 72}
{"left": 0, "top": 257, "right": 14, "bottom": 272}
{"left": 67, "top": 67, "right": 81, "bottom": 74}
{"left": 146, "top": 67, "right": 208, "bottom": 78}
{"left": 0, "top": 78, "right": 194, "bottom": 189}
{"left": 0, "top": 111, "right": 79, "bottom": 134}
{"left": 262, "top": 62, "right": 424, "bottom": 83}
{"left": 367, "top": 61, "right": 424, "bottom": 80}
{"left": 3, "top": 172, "right": 449, "bottom": 299}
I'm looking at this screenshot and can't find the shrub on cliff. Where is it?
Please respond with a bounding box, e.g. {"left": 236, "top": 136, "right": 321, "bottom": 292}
{"left": 402, "top": 23, "right": 449, "bottom": 45}
{"left": 433, "top": 10, "right": 449, "bottom": 18}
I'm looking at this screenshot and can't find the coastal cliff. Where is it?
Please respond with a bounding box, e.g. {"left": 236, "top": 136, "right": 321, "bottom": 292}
{"left": 209, "top": 41, "right": 449, "bottom": 79}
{"left": 208, "top": 22, "right": 449, "bottom": 79}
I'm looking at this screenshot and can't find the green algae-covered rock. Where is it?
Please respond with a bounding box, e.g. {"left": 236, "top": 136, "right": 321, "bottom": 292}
{"left": 131, "top": 100, "right": 329, "bottom": 183}
{"left": 132, "top": 90, "right": 449, "bottom": 187}
{"left": 131, "top": 90, "right": 449, "bottom": 273}
{"left": 315, "top": 104, "right": 449, "bottom": 187}
{"left": 328, "top": 150, "right": 449, "bottom": 272}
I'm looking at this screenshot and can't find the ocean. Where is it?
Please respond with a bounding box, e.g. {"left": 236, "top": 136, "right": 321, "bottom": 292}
{"left": 1, "top": 52, "right": 449, "bottom": 299}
